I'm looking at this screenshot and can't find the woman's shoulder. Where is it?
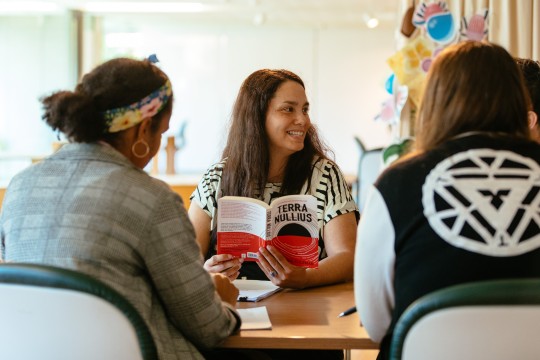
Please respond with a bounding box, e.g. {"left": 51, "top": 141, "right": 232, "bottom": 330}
{"left": 311, "top": 156, "right": 340, "bottom": 172}
{"left": 201, "top": 159, "right": 227, "bottom": 179}
{"left": 103, "top": 166, "right": 180, "bottom": 207}
{"left": 310, "top": 157, "right": 348, "bottom": 181}
{"left": 190, "top": 159, "right": 227, "bottom": 203}
{"left": 306, "top": 157, "right": 354, "bottom": 195}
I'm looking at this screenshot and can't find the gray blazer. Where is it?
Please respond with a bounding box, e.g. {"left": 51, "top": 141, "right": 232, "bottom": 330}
{"left": 0, "top": 143, "right": 239, "bottom": 360}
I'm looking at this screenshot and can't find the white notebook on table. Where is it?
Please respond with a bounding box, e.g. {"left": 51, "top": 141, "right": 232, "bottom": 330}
{"left": 233, "top": 279, "right": 282, "bottom": 302}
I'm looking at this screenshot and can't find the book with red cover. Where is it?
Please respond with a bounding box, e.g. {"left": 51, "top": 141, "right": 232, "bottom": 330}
{"left": 217, "top": 194, "right": 319, "bottom": 268}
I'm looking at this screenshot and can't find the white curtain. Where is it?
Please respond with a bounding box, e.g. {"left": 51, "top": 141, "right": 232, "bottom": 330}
{"left": 489, "top": 0, "right": 540, "bottom": 60}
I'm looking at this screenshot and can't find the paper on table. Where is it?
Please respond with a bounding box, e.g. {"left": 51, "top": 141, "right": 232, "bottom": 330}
{"left": 233, "top": 279, "right": 282, "bottom": 302}
{"left": 237, "top": 306, "right": 272, "bottom": 330}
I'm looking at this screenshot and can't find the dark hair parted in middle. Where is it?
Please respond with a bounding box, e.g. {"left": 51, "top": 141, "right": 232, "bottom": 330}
{"left": 220, "top": 69, "right": 331, "bottom": 198}
{"left": 416, "top": 41, "right": 532, "bottom": 152}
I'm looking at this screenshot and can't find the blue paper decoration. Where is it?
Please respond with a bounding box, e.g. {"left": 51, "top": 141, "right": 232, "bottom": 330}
{"left": 426, "top": 13, "right": 455, "bottom": 44}
{"left": 385, "top": 73, "right": 395, "bottom": 94}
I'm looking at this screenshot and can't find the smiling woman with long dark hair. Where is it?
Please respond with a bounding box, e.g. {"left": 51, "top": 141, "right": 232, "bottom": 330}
{"left": 189, "top": 69, "right": 359, "bottom": 291}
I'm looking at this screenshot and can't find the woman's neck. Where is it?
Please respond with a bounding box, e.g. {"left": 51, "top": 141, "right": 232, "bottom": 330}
{"left": 268, "top": 155, "right": 288, "bottom": 183}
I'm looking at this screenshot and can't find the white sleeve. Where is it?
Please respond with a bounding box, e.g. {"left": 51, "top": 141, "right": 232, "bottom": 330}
{"left": 354, "top": 185, "right": 395, "bottom": 343}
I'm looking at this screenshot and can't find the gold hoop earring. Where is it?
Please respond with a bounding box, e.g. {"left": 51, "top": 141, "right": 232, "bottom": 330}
{"left": 132, "top": 139, "right": 150, "bottom": 158}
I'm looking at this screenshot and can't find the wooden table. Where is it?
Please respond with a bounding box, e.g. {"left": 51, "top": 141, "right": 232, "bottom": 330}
{"left": 220, "top": 282, "right": 378, "bottom": 359}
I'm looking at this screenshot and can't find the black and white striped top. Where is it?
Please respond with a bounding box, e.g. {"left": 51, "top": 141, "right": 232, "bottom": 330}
{"left": 190, "top": 157, "right": 359, "bottom": 266}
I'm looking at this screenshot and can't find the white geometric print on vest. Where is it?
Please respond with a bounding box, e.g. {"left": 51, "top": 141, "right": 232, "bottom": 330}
{"left": 422, "top": 149, "right": 540, "bottom": 256}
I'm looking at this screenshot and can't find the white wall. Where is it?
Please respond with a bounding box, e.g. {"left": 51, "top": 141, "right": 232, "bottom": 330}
{"left": 0, "top": 14, "right": 75, "bottom": 181}
{"left": 99, "top": 16, "right": 397, "bottom": 175}
{"left": 317, "top": 27, "right": 395, "bottom": 173}
{"left": 0, "top": 15, "right": 75, "bottom": 153}
{"left": 0, "top": 13, "right": 397, "bottom": 180}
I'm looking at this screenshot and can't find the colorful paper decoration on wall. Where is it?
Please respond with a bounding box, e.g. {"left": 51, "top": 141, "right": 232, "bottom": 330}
{"left": 374, "top": 85, "right": 408, "bottom": 126}
{"left": 374, "top": 1, "right": 491, "bottom": 144}
{"left": 401, "top": 3, "right": 416, "bottom": 37}
{"left": 386, "top": 36, "right": 438, "bottom": 106}
{"left": 385, "top": 73, "right": 395, "bottom": 94}
{"left": 413, "top": 1, "right": 456, "bottom": 44}
{"left": 460, "top": 9, "right": 489, "bottom": 41}
{"left": 412, "top": 1, "right": 449, "bottom": 26}
{"left": 426, "top": 13, "right": 455, "bottom": 43}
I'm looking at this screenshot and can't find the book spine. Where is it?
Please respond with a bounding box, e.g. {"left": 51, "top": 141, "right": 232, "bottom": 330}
{"left": 265, "top": 210, "right": 271, "bottom": 241}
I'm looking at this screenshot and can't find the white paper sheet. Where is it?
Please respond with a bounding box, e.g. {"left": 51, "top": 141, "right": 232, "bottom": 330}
{"left": 237, "top": 306, "right": 272, "bottom": 330}
{"left": 234, "top": 279, "right": 282, "bottom": 302}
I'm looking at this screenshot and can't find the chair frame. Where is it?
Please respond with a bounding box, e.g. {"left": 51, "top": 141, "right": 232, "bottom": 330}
{"left": 0, "top": 263, "right": 158, "bottom": 360}
{"left": 389, "top": 278, "right": 540, "bottom": 360}
{"left": 354, "top": 136, "right": 383, "bottom": 211}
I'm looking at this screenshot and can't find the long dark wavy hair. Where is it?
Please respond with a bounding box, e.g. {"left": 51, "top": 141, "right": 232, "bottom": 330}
{"left": 220, "top": 69, "right": 331, "bottom": 198}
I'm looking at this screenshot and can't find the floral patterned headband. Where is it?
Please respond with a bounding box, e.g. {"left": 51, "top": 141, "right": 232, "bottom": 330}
{"left": 103, "top": 79, "right": 172, "bottom": 133}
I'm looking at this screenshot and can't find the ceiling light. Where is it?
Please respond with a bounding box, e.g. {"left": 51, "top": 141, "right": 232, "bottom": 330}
{"left": 83, "top": 2, "right": 205, "bottom": 14}
{"left": 0, "top": 1, "right": 63, "bottom": 14}
{"left": 362, "top": 13, "right": 379, "bottom": 29}
{"left": 366, "top": 17, "right": 379, "bottom": 28}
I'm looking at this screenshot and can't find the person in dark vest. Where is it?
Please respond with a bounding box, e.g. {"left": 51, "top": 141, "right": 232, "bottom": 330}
{"left": 354, "top": 41, "right": 540, "bottom": 360}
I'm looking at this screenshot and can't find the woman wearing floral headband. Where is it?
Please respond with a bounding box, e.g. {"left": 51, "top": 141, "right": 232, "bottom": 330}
{"left": 0, "top": 58, "right": 242, "bottom": 360}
